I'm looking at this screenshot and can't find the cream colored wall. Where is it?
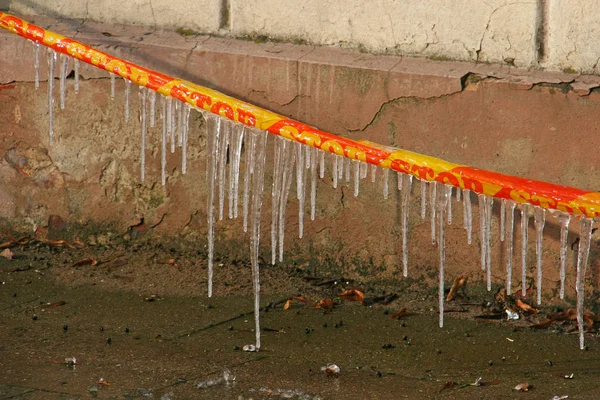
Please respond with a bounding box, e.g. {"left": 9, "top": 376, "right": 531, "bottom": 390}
{"left": 5, "top": 0, "right": 600, "bottom": 73}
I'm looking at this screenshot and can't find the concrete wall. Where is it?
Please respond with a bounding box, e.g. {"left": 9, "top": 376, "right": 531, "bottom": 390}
{"left": 4, "top": 0, "right": 600, "bottom": 73}
{"left": 1, "top": 17, "right": 600, "bottom": 298}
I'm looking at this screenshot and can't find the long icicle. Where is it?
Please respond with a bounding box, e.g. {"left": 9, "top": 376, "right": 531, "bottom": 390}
{"left": 232, "top": 124, "right": 244, "bottom": 216}
{"left": 110, "top": 72, "right": 116, "bottom": 99}
{"left": 557, "top": 212, "right": 571, "bottom": 299}
{"left": 228, "top": 124, "right": 242, "bottom": 219}
{"left": 500, "top": 199, "right": 506, "bottom": 242}
{"left": 59, "top": 53, "right": 67, "bottom": 110}
{"left": 353, "top": 160, "right": 360, "bottom": 197}
{"left": 430, "top": 181, "right": 437, "bottom": 244}
{"left": 73, "top": 58, "right": 80, "bottom": 94}
{"left": 182, "top": 104, "right": 191, "bottom": 175}
{"left": 319, "top": 150, "right": 325, "bottom": 179}
{"left": 249, "top": 129, "right": 268, "bottom": 351}
{"left": 271, "top": 137, "right": 284, "bottom": 265}
{"left": 33, "top": 42, "right": 40, "bottom": 90}
{"left": 485, "top": 196, "right": 494, "bottom": 291}
{"left": 310, "top": 147, "right": 318, "bottom": 220}
{"left": 47, "top": 49, "right": 57, "bottom": 144}
{"left": 138, "top": 86, "right": 147, "bottom": 181}
{"left": 447, "top": 186, "right": 452, "bottom": 225}
{"left": 296, "top": 142, "right": 305, "bottom": 238}
{"left": 124, "top": 79, "right": 131, "bottom": 121}
{"left": 401, "top": 175, "right": 413, "bottom": 277}
{"left": 534, "top": 207, "right": 546, "bottom": 305}
{"left": 505, "top": 200, "right": 516, "bottom": 294}
{"left": 383, "top": 168, "right": 389, "bottom": 199}
{"left": 438, "top": 183, "right": 450, "bottom": 328}
{"left": 160, "top": 96, "right": 167, "bottom": 185}
{"left": 478, "top": 194, "right": 487, "bottom": 271}
{"left": 421, "top": 179, "right": 427, "bottom": 219}
{"left": 332, "top": 153, "right": 338, "bottom": 189}
{"left": 520, "top": 204, "right": 530, "bottom": 297}
{"left": 205, "top": 114, "right": 221, "bottom": 298}
{"left": 278, "top": 143, "right": 296, "bottom": 262}
{"left": 149, "top": 90, "right": 156, "bottom": 127}
{"left": 576, "top": 217, "right": 593, "bottom": 350}
{"left": 463, "top": 189, "right": 472, "bottom": 244}
{"left": 217, "top": 119, "right": 230, "bottom": 221}
{"left": 242, "top": 131, "right": 255, "bottom": 232}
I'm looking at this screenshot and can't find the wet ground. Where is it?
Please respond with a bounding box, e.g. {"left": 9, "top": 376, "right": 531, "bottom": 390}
{"left": 1, "top": 240, "right": 599, "bottom": 399}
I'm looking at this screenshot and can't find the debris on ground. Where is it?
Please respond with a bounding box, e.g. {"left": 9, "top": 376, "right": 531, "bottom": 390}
{"left": 194, "top": 369, "right": 235, "bottom": 389}
{"left": 242, "top": 344, "right": 257, "bottom": 352}
{"left": 514, "top": 382, "right": 531, "bottom": 391}
{"left": 339, "top": 288, "right": 364, "bottom": 302}
{"left": 70, "top": 258, "right": 98, "bottom": 268}
{"left": 446, "top": 276, "right": 467, "bottom": 301}
{"left": 64, "top": 357, "right": 77, "bottom": 367}
{"left": 315, "top": 298, "right": 335, "bottom": 311}
{"left": 321, "top": 364, "right": 340, "bottom": 377}
{"left": 1, "top": 248, "right": 14, "bottom": 260}
{"left": 390, "top": 308, "right": 408, "bottom": 319}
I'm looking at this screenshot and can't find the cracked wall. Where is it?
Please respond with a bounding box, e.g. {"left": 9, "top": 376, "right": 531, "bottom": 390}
{"left": 1, "top": 19, "right": 600, "bottom": 295}
{"left": 6, "top": 0, "right": 600, "bottom": 72}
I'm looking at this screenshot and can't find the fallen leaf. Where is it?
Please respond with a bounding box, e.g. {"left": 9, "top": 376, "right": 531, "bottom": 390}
{"left": 514, "top": 383, "right": 531, "bottom": 392}
{"left": 97, "top": 378, "right": 110, "bottom": 386}
{"left": 315, "top": 299, "right": 334, "bottom": 311}
{"left": 340, "top": 288, "right": 364, "bottom": 302}
{"left": 283, "top": 299, "right": 291, "bottom": 310}
{"left": 390, "top": 308, "right": 407, "bottom": 319}
{"left": 0, "top": 248, "right": 13, "bottom": 260}
{"left": 515, "top": 299, "right": 539, "bottom": 314}
{"left": 446, "top": 276, "right": 467, "bottom": 301}
{"left": 70, "top": 258, "right": 98, "bottom": 268}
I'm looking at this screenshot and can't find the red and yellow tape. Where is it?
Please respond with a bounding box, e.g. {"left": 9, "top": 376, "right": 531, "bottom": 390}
{"left": 2, "top": 12, "right": 599, "bottom": 217}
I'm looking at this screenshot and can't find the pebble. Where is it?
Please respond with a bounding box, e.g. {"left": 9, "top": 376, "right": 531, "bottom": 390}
{"left": 376, "top": 371, "right": 383, "bottom": 378}
{"left": 124, "top": 327, "right": 130, "bottom": 333}
{"left": 106, "top": 337, "right": 112, "bottom": 345}
{"left": 32, "top": 315, "right": 38, "bottom": 321}
{"left": 63, "top": 325, "right": 68, "bottom": 332}
{"left": 488, "top": 360, "right": 493, "bottom": 366}
{"left": 402, "top": 336, "right": 408, "bottom": 341}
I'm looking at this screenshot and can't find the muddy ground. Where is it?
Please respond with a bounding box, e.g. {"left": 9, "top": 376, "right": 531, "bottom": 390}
{"left": 1, "top": 239, "right": 599, "bottom": 399}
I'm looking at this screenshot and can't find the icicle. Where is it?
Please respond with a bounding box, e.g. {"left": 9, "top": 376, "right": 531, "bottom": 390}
{"left": 338, "top": 155, "right": 344, "bottom": 181}
{"left": 149, "top": 90, "right": 156, "bottom": 127}
{"left": 319, "top": 150, "right": 325, "bottom": 179}
{"left": 296, "top": 142, "right": 305, "bottom": 239}
{"left": 401, "top": 175, "right": 413, "bottom": 277}
{"left": 345, "top": 157, "right": 351, "bottom": 183}
{"left": 437, "top": 183, "right": 451, "bottom": 328}
{"left": 305, "top": 146, "right": 311, "bottom": 170}
{"left": 138, "top": 86, "right": 147, "bottom": 181}
{"left": 205, "top": 114, "right": 221, "bottom": 298}
{"left": 478, "top": 194, "right": 487, "bottom": 272}
{"left": 110, "top": 72, "right": 116, "bottom": 100}
{"left": 447, "top": 186, "right": 453, "bottom": 225}
{"left": 228, "top": 124, "right": 243, "bottom": 219}
{"left": 124, "top": 79, "right": 131, "bottom": 122}
{"left": 397, "top": 172, "right": 403, "bottom": 191}
{"left": 370, "top": 164, "right": 377, "bottom": 183}
{"left": 279, "top": 143, "right": 296, "bottom": 262}
{"left": 271, "top": 137, "right": 284, "bottom": 265}
{"left": 166, "top": 97, "right": 173, "bottom": 151}
{"left": 353, "top": 160, "right": 360, "bottom": 197}
{"left": 217, "top": 118, "right": 230, "bottom": 221}
{"left": 170, "top": 99, "right": 177, "bottom": 153}
{"left": 249, "top": 130, "right": 268, "bottom": 351}
{"left": 500, "top": 199, "right": 506, "bottom": 242}
{"left": 533, "top": 207, "right": 546, "bottom": 305}
{"left": 47, "top": 49, "right": 57, "bottom": 144}
{"left": 360, "top": 162, "right": 368, "bottom": 180}
{"left": 161, "top": 96, "right": 167, "bottom": 185}
{"left": 456, "top": 187, "right": 461, "bottom": 202}
{"left": 34, "top": 42, "right": 40, "bottom": 90}
{"left": 383, "top": 168, "right": 389, "bottom": 199}
{"left": 332, "top": 154, "right": 338, "bottom": 189}
{"left": 182, "top": 104, "right": 191, "bottom": 175}
{"left": 73, "top": 59, "right": 80, "bottom": 94}
{"left": 557, "top": 212, "right": 571, "bottom": 299}
{"left": 59, "top": 53, "right": 67, "bottom": 110}
{"left": 463, "top": 189, "right": 472, "bottom": 244}
{"left": 520, "top": 204, "right": 530, "bottom": 297}
{"left": 310, "top": 147, "right": 318, "bottom": 220}
{"left": 485, "top": 196, "right": 494, "bottom": 291}
{"left": 177, "top": 102, "right": 184, "bottom": 148}
{"left": 505, "top": 200, "right": 516, "bottom": 294}
{"left": 242, "top": 131, "right": 255, "bottom": 232}
{"left": 420, "top": 180, "right": 427, "bottom": 219}
{"left": 576, "top": 217, "right": 593, "bottom": 350}
{"left": 430, "top": 181, "right": 437, "bottom": 244}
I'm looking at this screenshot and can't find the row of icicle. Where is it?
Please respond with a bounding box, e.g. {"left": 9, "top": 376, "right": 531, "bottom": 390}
{"left": 36, "top": 42, "right": 594, "bottom": 350}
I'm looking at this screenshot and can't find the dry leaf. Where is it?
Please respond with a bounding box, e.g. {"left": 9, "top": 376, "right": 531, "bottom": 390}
{"left": 0, "top": 248, "right": 13, "bottom": 260}
{"left": 515, "top": 299, "right": 539, "bottom": 314}
{"left": 283, "top": 299, "right": 291, "bottom": 310}
{"left": 70, "top": 258, "right": 98, "bottom": 268}
{"left": 315, "top": 299, "right": 334, "bottom": 311}
{"left": 446, "top": 276, "right": 467, "bottom": 301}
{"left": 390, "top": 308, "right": 407, "bottom": 319}
{"left": 340, "top": 288, "right": 364, "bottom": 302}
{"left": 98, "top": 378, "right": 110, "bottom": 386}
